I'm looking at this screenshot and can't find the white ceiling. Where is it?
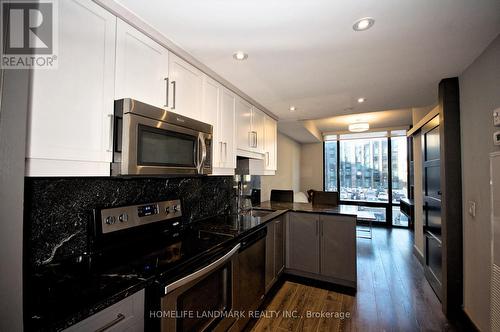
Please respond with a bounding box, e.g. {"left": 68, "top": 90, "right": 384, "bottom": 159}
{"left": 117, "top": 0, "right": 500, "bottom": 140}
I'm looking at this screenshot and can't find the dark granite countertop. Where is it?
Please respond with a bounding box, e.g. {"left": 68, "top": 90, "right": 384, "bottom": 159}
{"left": 28, "top": 204, "right": 367, "bottom": 331}
{"left": 27, "top": 211, "right": 286, "bottom": 332}
{"left": 255, "top": 201, "right": 376, "bottom": 220}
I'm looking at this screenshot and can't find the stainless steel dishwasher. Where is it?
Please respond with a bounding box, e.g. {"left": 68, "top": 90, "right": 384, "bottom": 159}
{"left": 235, "top": 228, "right": 267, "bottom": 330}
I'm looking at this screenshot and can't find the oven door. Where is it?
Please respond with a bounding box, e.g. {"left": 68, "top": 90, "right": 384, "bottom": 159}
{"left": 121, "top": 113, "right": 208, "bottom": 175}
{"left": 161, "top": 244, "right": 240, "bottom": 332}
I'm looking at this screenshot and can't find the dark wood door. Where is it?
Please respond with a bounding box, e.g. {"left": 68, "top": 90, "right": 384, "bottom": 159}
{"left": 422, "top": 115, "right": 442, "bottom": 300}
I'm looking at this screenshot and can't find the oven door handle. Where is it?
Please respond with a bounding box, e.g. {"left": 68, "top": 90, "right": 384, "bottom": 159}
{"left": 164, "top": 243, "right": 240, "bottom": 295}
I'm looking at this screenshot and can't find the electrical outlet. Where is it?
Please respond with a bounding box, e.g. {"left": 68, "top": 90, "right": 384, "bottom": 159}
{"left": 468, "top": 201, "right": 476, "bottom": 218}
{"left": 495, "top": 131, "right": 500, "bottom": 146}
{"left": 495, "top": 108, "right": 500, "bottom": 126}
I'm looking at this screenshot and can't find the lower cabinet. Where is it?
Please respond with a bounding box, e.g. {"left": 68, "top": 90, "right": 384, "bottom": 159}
{"left": 63, "top": 290, "right": 144, "bottom": 332}
{"left": 265, "top": 216, "right": 285, "bottom": 292}
{"left": 287, "top": 213, "right": 320, "bottom": 274}
{"left": 287, "top": 212, "right": 357, "bottom": 288}
{"left": 320, "top": 215, "right": 357, "bottom": 283}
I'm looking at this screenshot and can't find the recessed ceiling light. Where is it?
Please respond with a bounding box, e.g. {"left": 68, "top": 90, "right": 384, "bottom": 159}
{"left": 357, "top": 97, "right": 366, "bottom": 103}
{"left": 289, "top": 106, "right": 297, "bottom": 112}
{"left": 353, "top": 17, "right": 375, "bottom": 31}
{"left": 348, "top": 122, "right": 370, "bottom": 132}
{"left": 233, "top": 51, "right": 248, "bottom": 61}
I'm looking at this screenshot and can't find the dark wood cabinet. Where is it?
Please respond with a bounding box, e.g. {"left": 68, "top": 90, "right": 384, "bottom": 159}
{"left": 287, "top": 212, "right": 320, "bottom": 274}
{"left": 287, "top": 212, "right": 357, "bottom": 289}
{"left": 320, "top": 215, "right": 356, "bottom": 282}
{"left": 265, "top": 215, "right": 285, "bottom": 293}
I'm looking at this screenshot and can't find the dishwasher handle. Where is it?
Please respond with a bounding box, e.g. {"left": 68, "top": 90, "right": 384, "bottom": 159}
{"left": 240, "top": 228, "right": 267, "bottom": 251}
{"left": 164, "top": 243, "right": 240, "bottom": 295}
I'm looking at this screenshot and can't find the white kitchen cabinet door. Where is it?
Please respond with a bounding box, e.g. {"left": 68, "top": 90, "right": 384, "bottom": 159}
{"left": 202, "top": 76, "right": 222, "bottom": 168}
{"left": 27, "top": 0, "right": 116, "bottom": 176}
{"left": 220, "top": 88, "right": 236, "bottom": 169}
{"left": 115, "top": 19, "right": 169, "bottom": 109}
{"left": 168, "top": 53, "right": 203, "bottom": 120}
{"left": 264, "top": 115, "right": 278, "bottom": 171}
{"left": 236, "top": 97, "right": 253, "bottom": 152}
{"left": 202, "top": 76, "right": 236, "bottom": 174}
{"left": 252, "top": 107, "right": 266, "bottom": 153}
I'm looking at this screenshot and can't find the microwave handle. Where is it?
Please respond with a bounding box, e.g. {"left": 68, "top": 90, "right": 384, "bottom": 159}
{"left": 164, "top": 243, "right": 241, "bottom": 295}
{"left": 196, "top": 133, "right": 207, "bottom": 173}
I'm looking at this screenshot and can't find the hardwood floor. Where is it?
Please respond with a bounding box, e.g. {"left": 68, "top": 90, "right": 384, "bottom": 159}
{"left": 251, "top": 227, "right": 455, "bottom": 332}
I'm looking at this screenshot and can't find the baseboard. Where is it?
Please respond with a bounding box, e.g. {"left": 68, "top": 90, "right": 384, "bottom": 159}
{"left": 413, "top": 244, "right": 424, "bottom": 266}
{"left": 282, "top": 273, "right": 356, "bottom": 296}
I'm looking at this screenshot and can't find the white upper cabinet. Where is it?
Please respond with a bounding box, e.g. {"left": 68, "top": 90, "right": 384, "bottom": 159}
{"left": 115, "top": 19, "right": 169, "bottom": 109}
{"left": 202, "top": 76, "right": 236, "bottom": 173}
{"left": 27, "top": 0, "right": 116, "bottom": 176}
{"left": 236, "top": 99, "right": 268, "bottom": 156}
{"left": 168, "top": 53, "right": 203, "bottom": 120}
{"left": 236, "top": 97, "right": 254, "bottom": 153}
{"left": 220, "top": 88, "right": 236, "bottom": 169}
{"left": 252, "top": 107, "right": 266, "bottom": 154}
{"left": 264, "top": 115, "right": 278, "bottom": 171}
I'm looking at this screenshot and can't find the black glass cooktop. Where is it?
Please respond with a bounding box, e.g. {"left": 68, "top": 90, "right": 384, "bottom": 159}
{"left": 27, "top": 225, "right": 234, "bottom": 330}
{"left": 193, "top": 214, "right": 269, "bottom": 237}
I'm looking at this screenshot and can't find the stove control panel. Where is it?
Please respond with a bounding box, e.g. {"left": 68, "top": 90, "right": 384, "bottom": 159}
{"left": 100, "top": 199, "right": 182, "bottom": 234}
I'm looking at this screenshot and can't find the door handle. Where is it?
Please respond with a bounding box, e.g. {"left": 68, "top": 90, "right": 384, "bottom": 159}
{"left": 106, "top": 114, "right": 114, "bottom": 152}
{"left": 164, "top": 77, "right": 169, "bottom": 107}
{"left": 171, "top": 80, "right": 176, "bottom": 109}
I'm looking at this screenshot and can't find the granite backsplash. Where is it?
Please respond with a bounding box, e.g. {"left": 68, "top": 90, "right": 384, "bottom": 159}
{"left": 24, "top": 176, "right": 235, "bottom": 268}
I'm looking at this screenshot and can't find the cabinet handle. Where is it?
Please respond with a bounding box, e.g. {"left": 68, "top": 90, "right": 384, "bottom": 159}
{"left": 254, "top": 132, "right": 258, "bottom": 148}
{"left": 171, "top": 80, "right": 176, "bottom": 109}
{"left": 219, "top": 141, "right": 223, "bottom": 163}
{"left": 248, "top": 132, "right": 252, "bottom": 148}
{"left": 95, "top": 313, "right": 125, "bottom": 332}
{"left": 224, "top": 142, "right": 227, "bottom": 160}
{"left": 266, "top": 152, "right": 270, "bottom": 166}
{"left": 164, "top": 77, "right": 169, "bottom": 107}
{"left": 106, "top": 114, "right": 114, "bottom": 152}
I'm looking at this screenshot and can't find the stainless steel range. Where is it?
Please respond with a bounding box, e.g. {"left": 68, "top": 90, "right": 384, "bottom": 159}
{"left": 92, "top": 200, "right": 240, "bottom": 332}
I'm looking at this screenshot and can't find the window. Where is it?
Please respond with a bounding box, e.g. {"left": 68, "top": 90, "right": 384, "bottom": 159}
{"left": 324, "top": 141, "right": 337, "bottom": 191}
{"left": 323, "top": 130, "right": 409, "bottom": 226}
{"left": 339, "top": 137, "right": 389, "bottom": 202}
{"left": 391, "top": 136, "right": 408, "bottom": 203}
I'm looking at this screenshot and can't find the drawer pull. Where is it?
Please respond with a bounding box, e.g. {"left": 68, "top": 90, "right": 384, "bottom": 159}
{"left": 95, "top": 313, "right": 125, "bottom": 332}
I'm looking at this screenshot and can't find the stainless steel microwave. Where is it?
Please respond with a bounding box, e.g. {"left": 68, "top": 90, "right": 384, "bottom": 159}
{"left": 112, "top": 99, "right": 212, "bottom": 176}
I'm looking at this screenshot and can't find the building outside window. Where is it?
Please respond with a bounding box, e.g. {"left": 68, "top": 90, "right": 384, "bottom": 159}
{"left": 324, "top": 131, "right": 408, "bottom": 226}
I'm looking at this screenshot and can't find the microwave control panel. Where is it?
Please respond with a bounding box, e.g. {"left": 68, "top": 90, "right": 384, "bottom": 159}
{"left": 100, "top": 199, "right": 182, "bottom": 234}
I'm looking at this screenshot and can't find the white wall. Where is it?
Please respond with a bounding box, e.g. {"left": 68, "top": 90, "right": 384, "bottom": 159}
{"left": 459, "top": 34, "right": 500, "bottom": 331}
{"left": 261, "top": 132, "right": 301, "bottom": 202}
{"left": 300, "top": 143, "right": 324, "bottom": 193}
